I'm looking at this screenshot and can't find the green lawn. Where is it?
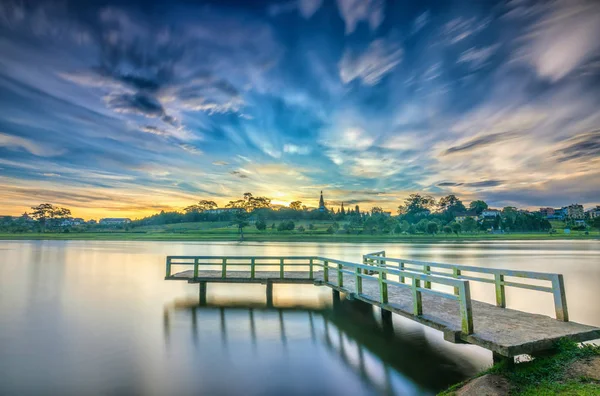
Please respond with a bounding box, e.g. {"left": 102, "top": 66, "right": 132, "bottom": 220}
{"left": 0, "top": 225, "right": 598, "bottom": 242}
{"left": 441, "top": 340, "right": 600, "bottom": 395}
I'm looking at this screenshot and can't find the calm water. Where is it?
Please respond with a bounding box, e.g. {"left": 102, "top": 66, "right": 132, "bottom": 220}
{"left": 1, "top": 240, "right": 599, "bottom": 395}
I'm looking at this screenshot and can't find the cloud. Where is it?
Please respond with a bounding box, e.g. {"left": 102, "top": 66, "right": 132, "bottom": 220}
{"left": 230, "top": 170, "right": 249, "bottom": 179}
{"left": 106, "top": 93, "right": 165, "bottom": 117}
{"left": 516, "top": 1, "right": 600, "bottom": 81}
{"left": 438, "top": 180, "right": 505, "bottom": 188}
{"left": 178, "top": 144, "right": 202, "bottom": 155}
{"left": 139, "top": 126, "right": 168, "bottom": 136}
{"left": 283, "top": 144, "right": 311, "bottom": 155}
{"left": 412, "top": 11, "right": 430, "bottom": 34}
{"left": 443, "top": 16, "right": 490, "bottom": 44}
{"left": 212, "top": 161, "right": 229, "bottom": 166}
{"left": 299, "top": 0, "right": 323, "bottom": 18}
{"left": 0, "top": 132, "right": 64, "bottom": 157}
{"left": 336, "top": 0, "right": 384, "bottom": 35}
{"left": 553, "top": 130, "right": 600, "bottom": 162}
{"left": 339, "top": 39, "right": 403, "bottom": 85}
{"left": 458, "top": 45, "right": 500, "bottom": 69}
{"left": 444, "top": 131, "right": 521, "bottom": 155}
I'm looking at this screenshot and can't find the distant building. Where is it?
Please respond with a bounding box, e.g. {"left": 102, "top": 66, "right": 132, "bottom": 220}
{"left": 318, "top": 191, "right": 326, "bottom": 212}
{"left": 204, "top": 208, "right": 243, "bottom": 215}
{"left": 60, "top": 218, "right": 84, "bottom": 227}
{"left": 539, "top": 207, "right": 555, "bottom": 218}
{"left": 566, "top": 204, "right": 584, "bottom": 220}
{"left": 455, "top": 211, "right": 478, "bottom": 222}
{"left": 574, "top": 219, "right": 586, "bottom": 227}
{"left": 99, "top": 218, "right": 132, "bottom": 225}
{"left": 586, "top": 206, "right": 600, "bottom": 219}
{"left": 481, "top": 209, "right": 501, "bottom": 218}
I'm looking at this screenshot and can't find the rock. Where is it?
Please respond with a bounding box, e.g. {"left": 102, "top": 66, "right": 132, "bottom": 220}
{"left": 455, "top": 374, "right": 510, "bottom": 396}
{"left": 567, "top": 356, "right": 600, "bottom": 381}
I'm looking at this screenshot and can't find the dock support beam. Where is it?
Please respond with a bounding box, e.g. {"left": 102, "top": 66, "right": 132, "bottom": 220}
{"left": 199, "top": 281, "right": 207, "bottom": 306}
{"left": 266, "top": 281, "right": 274, "bottom": 308}
{"left": 332, "top": 290, "right": 341, "bottom": 310}
{"left": 381, "top": 309, "right": 393, "bottom": 337}
{"left": 492, "top": 352, "right": 514, "bottom": 367}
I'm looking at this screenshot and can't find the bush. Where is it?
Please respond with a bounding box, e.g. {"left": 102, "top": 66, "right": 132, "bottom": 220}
{"left": 277, "top": 220, "right": 295, "bottom": 232}
{"left": 443, "top": 225, "right": 452, "bottom": 234}
{"left": 255, "top": 219, "right": 266, "bottom": 231}
{"left": 297, "top": 225, "right": 305, "bottom": 233}
{"left": 326, "top": 226, "right": 334, "bottom": 234}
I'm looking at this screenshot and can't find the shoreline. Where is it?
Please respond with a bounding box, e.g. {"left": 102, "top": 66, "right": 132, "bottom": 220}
{"left": 0, "top": 232, "right": 598, "bottom": 243}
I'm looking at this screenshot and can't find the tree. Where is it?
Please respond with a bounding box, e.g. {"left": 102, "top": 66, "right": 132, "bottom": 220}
{"left": 371, "top": 206, "right": 383, "bottom": 215}
{"left": 30, "top": 203, "right": 72, "bottom": 231}
{"left": 297, "top": 225, "right": 305, "bottom": 233}
{"left": 232, "top": 210, "right": 249, "bottom": 240}
{"left": 255, "top": 219, "right": 266, "bottom": 231}
{"left": 451, "top": 222, "right": 461, "bottom": 236}
{"left": 289, "top": 201, "right": 302, "bottom": 211}
{"left": 462, "top": 217, "right": 478, "bottom": 233}
{"left": 591, "top": 217, "right": 600, "bottom": 232}
{"left": 398, "top": 194, "right": 436, "bottom": 216}
{"left": 438, "top": 195, "right": 466, "bottom": 215}
{"left": 426, "top": 221, "right": 439, "bottom": 235}
{"left": 469, "top": 200, "right": 488, "bottom": 215}
{"left": 443, "top": 225, "right": 452, "bottom": 234}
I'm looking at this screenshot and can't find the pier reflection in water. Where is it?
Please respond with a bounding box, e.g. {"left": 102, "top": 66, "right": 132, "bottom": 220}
{"left": 163, "top": 284, "right": 480, "bottom": 395}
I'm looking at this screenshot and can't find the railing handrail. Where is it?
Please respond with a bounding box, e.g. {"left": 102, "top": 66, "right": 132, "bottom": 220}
{"left": 363, "top": 251, "right": 569, "bottom": 322}
{"left": 363, "top": 253, "right": 555, "bottom": 280}
{"left": 165, "top": 253, "right": 474, "bottom": 334}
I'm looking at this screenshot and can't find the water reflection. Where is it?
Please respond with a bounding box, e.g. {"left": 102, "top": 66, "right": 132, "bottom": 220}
{"left": 163, "top": 286, "right": 478, "bottom": 395}
{"left": 1, "top": 240, "right": 598, "bottom": 395}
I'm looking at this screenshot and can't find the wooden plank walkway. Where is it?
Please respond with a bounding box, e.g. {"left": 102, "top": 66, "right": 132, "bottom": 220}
{"left": 168, "top": 268, "right": 600, "bottom": 357}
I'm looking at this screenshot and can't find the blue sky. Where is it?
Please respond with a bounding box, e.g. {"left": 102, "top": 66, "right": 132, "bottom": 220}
{"left": 0, "top": 0, "right": 599, "bottom": 219}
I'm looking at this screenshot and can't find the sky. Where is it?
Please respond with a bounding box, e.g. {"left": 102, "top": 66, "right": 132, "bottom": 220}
{"left": 0, "top": 0, "right": 599, "bottom": 219}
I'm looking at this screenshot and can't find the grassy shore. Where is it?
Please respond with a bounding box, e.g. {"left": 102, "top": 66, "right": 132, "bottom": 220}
{"left": 440, "top": 340, "right": 600, "bottom": 395}
{"left": 0, "top": 230, "right": 598, "bottom": 242}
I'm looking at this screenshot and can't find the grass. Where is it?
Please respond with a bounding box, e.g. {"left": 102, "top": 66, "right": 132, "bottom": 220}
{"left": 0, "top": 230, "right": 598, "bottom": 242}
{"left": 440, "top": 340, "right": 600, "bottom": 395}
{"left": 1, "top": 220, "right": 598, "bottom": 242}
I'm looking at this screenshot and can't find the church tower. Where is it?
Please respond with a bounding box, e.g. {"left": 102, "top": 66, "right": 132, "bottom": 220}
{"left": 318, "top": 191, "right": 326, "bottom": 212}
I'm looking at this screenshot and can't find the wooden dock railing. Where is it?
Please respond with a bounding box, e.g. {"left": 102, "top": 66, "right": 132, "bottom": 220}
{"left": 165, "top": 254, "right": 474, "bottom": 334}
{"left": 363, "top": 251, "right": 569, "bottom": 322}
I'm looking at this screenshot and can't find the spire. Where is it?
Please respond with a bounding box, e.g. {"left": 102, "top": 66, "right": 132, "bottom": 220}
{"left": 319, "top": 191, "right": 325, "bottom": 211}
{"left": 341, "top": 202, "right": 345, "bottom": 215}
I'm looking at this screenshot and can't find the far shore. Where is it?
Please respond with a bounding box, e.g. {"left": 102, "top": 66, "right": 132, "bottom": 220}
{"left": 0, "top": 232, "right": 598, "bottom": 242}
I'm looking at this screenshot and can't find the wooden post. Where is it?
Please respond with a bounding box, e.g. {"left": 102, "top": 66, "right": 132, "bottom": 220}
{"left": 552, "top": 274, "right": 569, "bottom": 322}
{"left": 412, "top": 278, "right": 422, "bottom": 315}
{"left": 193, "top": 258, "right": 199, "bottom": 279}
{"left": 458, "top": 281, "right": 474, "bottom": 334}
{"left": 399, "top": 262, "right": 405, "bottom": 283}
{"left": 165, "top": 257, "right": 171, "bottom": 277}
{"left": 324, "top": 260, "right": 329, "bottom": 283}
{"left": 495, "top": 273, "right": 506, "bottom": 308}
{"left": 199, "top": 281, "right": 207, "bottom": 306}
{"left": 221, "top": 258, "right": 227, "bottom": 279}
{"left": 379, "top": 269, "right": 388, "bottom": 304}
{"left": 309, "top": 258, "right": 313, "bottom": 279}
{"left": 266, "top": 281, "right": 273, "bottom": 308}
{"left": 338, "top": 263, "right": 343, "bottom": 287}
{"left": 280, "top": 258, "right": 284, "bottom": 279}
{"left": 355, "top": 267, "right": 362, "bottom": 294}
{"left": 453, "top": 268, "right": 461, "bottom": 295}
{"left": 424, "top": 265, "right": 431, "bottom": 289}
{"left": 250, "top": 258, "right": 255, "bottom": 279}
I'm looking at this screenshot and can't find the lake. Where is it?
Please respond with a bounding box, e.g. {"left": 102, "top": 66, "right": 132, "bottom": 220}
{"left": 1, "top": 240, "right": 599, "bottom": 395}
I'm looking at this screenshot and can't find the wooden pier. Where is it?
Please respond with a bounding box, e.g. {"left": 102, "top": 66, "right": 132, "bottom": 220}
{"left": 164, "top": 251, "right": 600, "bottom": 358}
